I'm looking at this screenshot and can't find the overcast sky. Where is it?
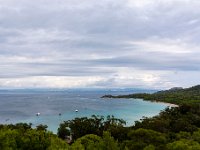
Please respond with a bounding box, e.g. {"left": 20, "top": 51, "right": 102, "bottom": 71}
{"left": 0, "top": 0, "right": 200, "bottom": 89}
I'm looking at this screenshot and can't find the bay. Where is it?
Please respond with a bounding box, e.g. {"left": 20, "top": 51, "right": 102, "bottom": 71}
{"left": 0, "top": 88, "right": 171, "bottom": 133}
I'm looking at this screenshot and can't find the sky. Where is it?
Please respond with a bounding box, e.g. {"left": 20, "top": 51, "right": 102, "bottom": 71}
{"left": 0, "top": 0, "right": 200, "bottom": 89}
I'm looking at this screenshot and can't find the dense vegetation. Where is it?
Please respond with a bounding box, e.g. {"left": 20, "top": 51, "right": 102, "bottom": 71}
{"left": 2, "top": 105, "right": 200, "bottom": 150}
{"left": 57, "top": 104, "right": 200, "bottom": 150}
{"left": 0, "top": 123, "right": 69, "bottom": 150}
{"left": 1, "top": 85, "right": 200, "bottom": 149}
{"left": 101, "top": 85, "right": 200, "bottom": 104}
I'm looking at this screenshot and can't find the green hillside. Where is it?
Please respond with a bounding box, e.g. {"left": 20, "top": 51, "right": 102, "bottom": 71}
{"left": 101, "top": 85, "right": 200, "bottom": 104}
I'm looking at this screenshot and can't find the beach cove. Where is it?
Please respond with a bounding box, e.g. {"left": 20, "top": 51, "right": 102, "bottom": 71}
{"left": 0, "top": 89, "right": 174, "bottom": 133}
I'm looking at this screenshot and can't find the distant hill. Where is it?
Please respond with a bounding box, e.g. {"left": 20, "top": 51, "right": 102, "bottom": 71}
{"left": 101, "top": 85, "right": 200, "bottom": 104}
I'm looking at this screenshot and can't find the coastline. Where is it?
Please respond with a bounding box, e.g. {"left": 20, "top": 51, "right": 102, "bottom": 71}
{"left": 152, "top": 101, "right": 179, "bottom": 107}
{"left": 102, "top": 96, "right": 179, "bottom": 107}
{"left": 130, "top": 98, "right": 180, "bottom": 107}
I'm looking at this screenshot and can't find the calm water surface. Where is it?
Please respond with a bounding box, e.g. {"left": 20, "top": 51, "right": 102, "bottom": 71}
{"left": 0, "top": 89, "right": 170, "bottom": 133}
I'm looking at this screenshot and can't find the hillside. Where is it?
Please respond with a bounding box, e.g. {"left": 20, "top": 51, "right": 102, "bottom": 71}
{"left": 101, "top": 85, "right": 200, "bottom": 104}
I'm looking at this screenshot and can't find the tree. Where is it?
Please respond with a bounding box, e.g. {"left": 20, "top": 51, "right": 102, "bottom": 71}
{"left": 57, "top": 115, "right": 126, "bottom": 140}
{"left": 167, "top": 139, "right": 200, "bottom": 150}
{"left": 36, "top": 124, "right": 48, "bottom": 131}
{"left": 126, "top": 128, "right": 166, "bottom": 150}
{"left": 71, "top": 132, "right": 119, "bottom": 150}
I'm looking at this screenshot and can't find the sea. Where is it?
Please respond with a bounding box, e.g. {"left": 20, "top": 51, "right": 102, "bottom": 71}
{"left": 0, "top": 88, "right": 172, "bottom": 133}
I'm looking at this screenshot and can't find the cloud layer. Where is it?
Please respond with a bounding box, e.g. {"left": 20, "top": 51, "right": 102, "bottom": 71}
{"left": 0, "top": 0, "right": 200, "bottom": 89}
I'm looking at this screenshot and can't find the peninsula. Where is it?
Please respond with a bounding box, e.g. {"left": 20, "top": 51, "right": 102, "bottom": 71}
{"left": 101, "top": 85, "right": 200, "bottom": 105}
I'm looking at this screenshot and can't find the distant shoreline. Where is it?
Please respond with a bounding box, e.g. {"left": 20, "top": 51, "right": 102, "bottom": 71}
{"left": 101, "top": 85, "right": 200, "bottom": 105}
{"left": 102, "top": 96, "right": 179, "bottom": 107}
{"left": 152, "top": 101, "right": 179, "bottom": 107}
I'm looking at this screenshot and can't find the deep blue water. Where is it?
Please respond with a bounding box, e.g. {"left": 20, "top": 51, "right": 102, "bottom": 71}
{"left": 0, "top": 88, "right": 170, "bottom": 133}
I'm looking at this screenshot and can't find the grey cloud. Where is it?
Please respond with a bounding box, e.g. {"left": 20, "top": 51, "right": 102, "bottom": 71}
{"left": 86, "top": 55, "right": 200, "bottom": 71}
{"left": 0, "top": 0, "right": 200, "bottom": 88}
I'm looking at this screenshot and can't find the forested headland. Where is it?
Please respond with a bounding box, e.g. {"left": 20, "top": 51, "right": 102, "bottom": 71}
{"left": 102, "top": 85, "right": 200, "bottom": 104}
{"left": 1, "top": 85, "right": 200, "bottom": 150}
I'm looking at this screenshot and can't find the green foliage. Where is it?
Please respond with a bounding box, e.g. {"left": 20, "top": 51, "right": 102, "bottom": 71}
{"left": 0, "top": 128, "right": 18, "bottom": 149}
{"left": 57, "top": 115, "right": 126, "bottom": 140}
{"left": 102, "top": 85, "right": 200, "bottom": 104}
{"left": 167, "top": 139, "right": 200, "bottom": 150}
{"left": 0, "top": 123, "right": 69, "bottom": 150}
{"left": 99, "top": 132, "right": 120, "bottom": 150}
{"left": 36, "top": 124, "right": 48, "bottom": 131}
{"left": 134, "top": 104, "right": 200, "bottom": 133}
{"left": 165, "top": 129, "right": 200, "bottom": 150}
{"left": 144, "top": 145, "right": 155, "bottom": 150}
{"left": 57, "top": 123, "right": 71, "bottom": 139}
{"left": 47, "top": 135, "right": 69, "bottom": 150}
{"left": 192, "top": 129, "right": 200, "bottom": 142}
{"left": 126, "top": 128, "right": 166, "bottom": 150}
{"left": 72, "top": 134, "right": 102, "bottom": 149}
{"left": 71, "top": 132, "right": 119, "bottom": 150}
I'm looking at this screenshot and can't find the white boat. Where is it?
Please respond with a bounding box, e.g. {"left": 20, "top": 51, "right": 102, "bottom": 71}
{"left": 36, "top": 112, "right": 40, "bottom": 116}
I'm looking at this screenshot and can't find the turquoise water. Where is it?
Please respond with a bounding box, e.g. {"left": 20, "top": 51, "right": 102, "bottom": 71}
{"left": 0, "top": 89, "right": 171, "bottom": 133}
